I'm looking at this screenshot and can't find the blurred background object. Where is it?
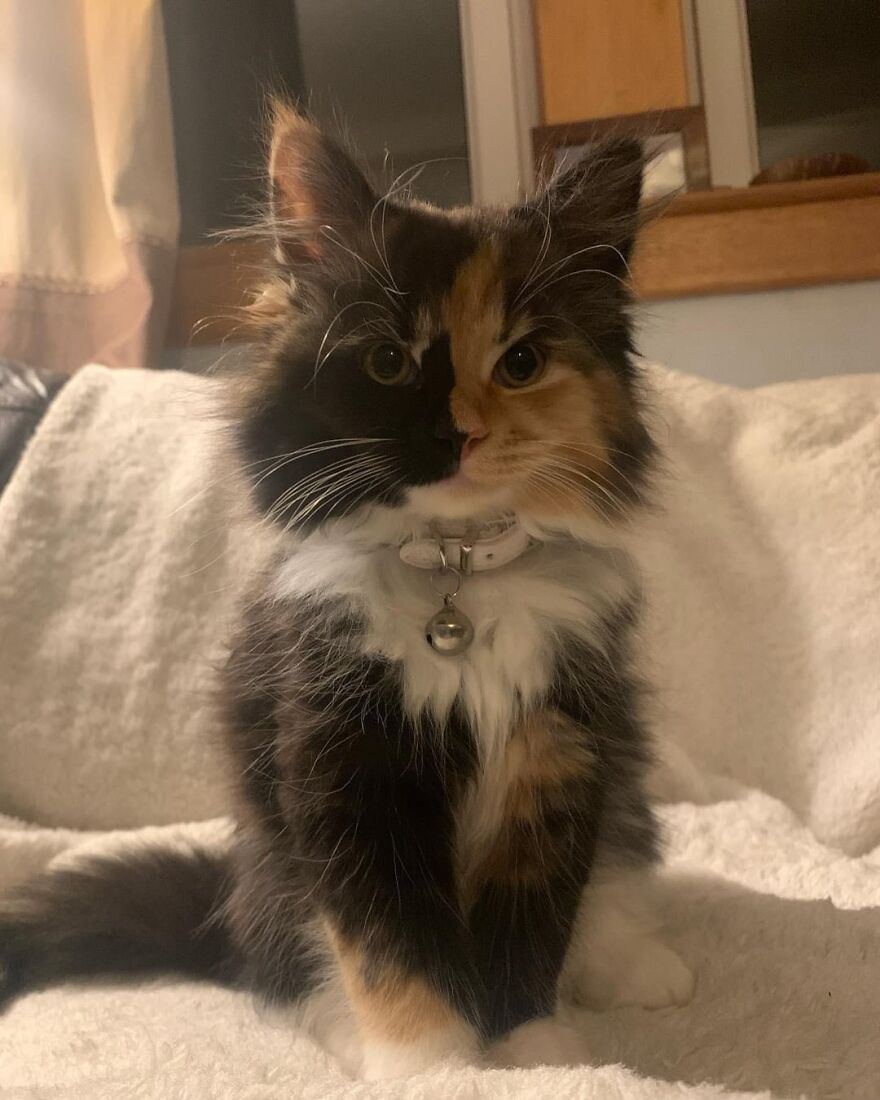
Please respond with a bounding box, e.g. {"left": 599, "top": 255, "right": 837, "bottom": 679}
{"left": 746, "top": 0, "right": 880, "bottom": 182}
{"left": 750, "top": 154, "right": 872, "bottom": 187}
{"left": 0, "top": 0, "right": 179, "bottom": 372}
{"left": 161, "top": 0, "right": 472, "bottom": 244}
{"left": 0, "top": 0, "right": 878, "bottom": 384}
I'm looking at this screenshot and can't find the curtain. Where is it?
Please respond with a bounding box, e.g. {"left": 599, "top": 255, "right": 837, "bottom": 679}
{"left": 0, "top": 0, "right": 179, "bottom": 372}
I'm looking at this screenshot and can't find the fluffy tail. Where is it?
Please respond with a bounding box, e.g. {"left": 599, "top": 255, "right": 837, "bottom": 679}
{"left": 0, "top": 847, "right": 238, "bottom": 1007}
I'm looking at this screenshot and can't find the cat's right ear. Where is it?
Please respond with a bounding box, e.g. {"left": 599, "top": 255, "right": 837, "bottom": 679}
{"left": 268, "top": 102, "right": 375, "bottom": 268}
{"left": 538, "top": 139, "right": 645, "bottom": 272}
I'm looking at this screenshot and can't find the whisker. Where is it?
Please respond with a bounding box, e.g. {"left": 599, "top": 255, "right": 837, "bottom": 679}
{"left": 514, "top": 242, "right": 630, "bottom": 309}
{"left": 538, "top": 461, "right": 628, "bottom": 519}
{"left": 317, "top": 225, "right": 405, "bottom": 312}
{"left": 284, "top": 460, "right": 396, "bottom": 529}
{"left": 526, "top": 468, "right": 619, "bottom": 525}
{"left": 308, "top": 300, "right": 394, "bottom": 391}
{"left": 268, "top": 454, "right": 393, "bottom": 523}
{"left": 166, "top": 438, "right": 391, "bottom": 518}
{"left": 516, "top": 262, "right": 628, "bottom": 314}
{"left": 252, "top": 438, "right": 392, "bottom": 490}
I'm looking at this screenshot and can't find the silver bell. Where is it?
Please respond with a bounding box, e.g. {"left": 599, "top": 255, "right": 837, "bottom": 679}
{"left": 425, "top": 598, "right": 474, "bottom": 656}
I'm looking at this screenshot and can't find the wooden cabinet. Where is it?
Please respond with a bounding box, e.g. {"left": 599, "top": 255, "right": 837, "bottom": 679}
{"left": 533, "top": 0, "right": 691, "bottom": 124}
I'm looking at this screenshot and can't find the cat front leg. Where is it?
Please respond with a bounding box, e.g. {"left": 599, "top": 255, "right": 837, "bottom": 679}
{"left": 306, "top": 783, "right": 484, "bottom": 1079}
{"left": 560, "top": 870, "right": 695, "bottom": 1010}
{"left": 463, "top": 709, "right": 599, "bottom": 1063}
{"left": 286, "top": 712, "right": 485, "bottom": 1079}
{"left": 324, "top": 921, "right": 481, "bottom": 1079}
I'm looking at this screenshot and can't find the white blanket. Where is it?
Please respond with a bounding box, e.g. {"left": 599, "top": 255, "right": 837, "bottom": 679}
{"left": 1, "top": 364, "right": 879, "bottom": 1099}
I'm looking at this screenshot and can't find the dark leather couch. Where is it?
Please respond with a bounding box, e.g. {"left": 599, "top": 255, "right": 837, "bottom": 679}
{"left": 0, "top": 360, "right": 68, "bottom": 499}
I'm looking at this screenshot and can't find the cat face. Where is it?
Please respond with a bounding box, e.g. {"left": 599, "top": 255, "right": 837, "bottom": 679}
{"left": 235, "top": 105, "right": 653, "bottom": 530}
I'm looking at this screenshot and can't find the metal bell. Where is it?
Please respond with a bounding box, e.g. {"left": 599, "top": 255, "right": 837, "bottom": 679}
{"left": 425, "top": 597, "right": 474, "bottom": 657}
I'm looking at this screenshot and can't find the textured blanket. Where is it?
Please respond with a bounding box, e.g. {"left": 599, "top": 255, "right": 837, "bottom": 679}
{"left": 1, "top": 363, "right": 879, "bottom": 1099}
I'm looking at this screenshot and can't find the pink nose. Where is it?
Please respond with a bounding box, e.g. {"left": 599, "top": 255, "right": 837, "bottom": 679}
{"left": 461, "top": 431, "right": 488, "bottom": 461}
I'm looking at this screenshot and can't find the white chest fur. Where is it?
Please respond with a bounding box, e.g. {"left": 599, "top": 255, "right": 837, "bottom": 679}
{"left": 274, "top": 518, "right": 635, "bottom": 893}
{"left": 273, "top": 519, "right": 634, "bottom": 758}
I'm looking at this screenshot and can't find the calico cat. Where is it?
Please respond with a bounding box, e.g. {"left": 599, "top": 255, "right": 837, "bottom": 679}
{"left": 0, "top": 106, "right": 692, "bottom": 1079}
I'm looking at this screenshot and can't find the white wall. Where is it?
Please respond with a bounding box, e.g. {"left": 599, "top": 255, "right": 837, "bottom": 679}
{"left": 638, "top": 279, "right": 880, "bottom": 386}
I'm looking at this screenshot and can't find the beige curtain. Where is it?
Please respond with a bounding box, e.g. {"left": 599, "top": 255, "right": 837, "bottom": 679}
{"left": 0, "top": 0, "right": 179, "bottom": 372}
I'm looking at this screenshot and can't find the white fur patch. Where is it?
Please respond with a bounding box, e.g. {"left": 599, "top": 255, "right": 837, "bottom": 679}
{"left": 489, "top": 1015, "right": 587, "bottom": 1068}
{"left": 283, "top": 975, "right": 363, "bottom": 1077}
{"left": 360, "top": 1024, "right": 481, "bottom": 1080}
{"left": 273, "top": 507, "right": 634, "bottom": 762}
{"left": 560, "top": 871, "right": 695, "bottom": 1010}
{"left": 274, "top": 505, "right": 637, "bottom": 908}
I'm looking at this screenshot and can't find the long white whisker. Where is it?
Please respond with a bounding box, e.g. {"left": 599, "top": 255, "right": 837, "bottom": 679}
{"left": 269, "top": 454, "right": 392, "bottom": 522}
{"left": 537, "top": 461, "right": 627, "bottom": 519}
{"left": 516, "top": 242, "right": 624, "bottom": 303}
{"left": 285, "top": 460, "right": 396, "bottom": 528}
{"left": 318, "top": 226, "right": 405, "bottom": 312}
{"left": 251, "top": 438, "right": 391, "bottom": 490}
{"left": 513, "top": 195, "right": 553, "bottom": 306}
{"left": 526, "top": 468, "right": 619, "bottom": 525}
{"left": 272, "top": 453, "right": 393, "bottom": 515}
{"left": 369, "top": 194, "right": 401, "bottom": 294}
{"left": 308, "top": 300, "right": 394, "bottom": 391}
{"left": 516, "top": 263, "right": 628, "bottom": 313}
{"left": 166, "top": 438, "right": 391, "bottom": 518}
{"left": 313, "top": 316, "right": 399, "bottom": 378}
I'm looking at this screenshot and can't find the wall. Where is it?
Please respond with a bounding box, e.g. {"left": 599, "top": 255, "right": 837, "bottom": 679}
{"left": 638, "top": 280, "right": 880, "bottom": 386}
{"left": 294, "top": 0, "right": 470, "bottom": 206}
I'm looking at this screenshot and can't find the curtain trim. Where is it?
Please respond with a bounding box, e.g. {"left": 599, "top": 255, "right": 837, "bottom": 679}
{"left": 0, "top": 240, "right": 176, "bottom": 372}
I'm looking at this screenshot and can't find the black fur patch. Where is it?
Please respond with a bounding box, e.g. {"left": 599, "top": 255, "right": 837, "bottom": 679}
{"left": 0, "top": 849, "right": 235, "bottom": 1008}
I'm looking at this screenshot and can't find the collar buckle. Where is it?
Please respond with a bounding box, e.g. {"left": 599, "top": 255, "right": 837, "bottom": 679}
{"left": 399, "top": 516, "right": 534, "bottom": 574}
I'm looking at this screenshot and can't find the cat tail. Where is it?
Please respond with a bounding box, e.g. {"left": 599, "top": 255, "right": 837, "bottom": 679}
{"left": 0, "top": 846, "right": 238, "bottom": 1008}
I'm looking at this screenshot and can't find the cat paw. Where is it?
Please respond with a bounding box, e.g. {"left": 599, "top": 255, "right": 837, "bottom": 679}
{"left": 573, "top": 939, "right": 695, "bottom": 1010}
{"left": 489, "top": 1016, "right": 587, "bottom": 1069}
{"left": 360, "top": 1027, "right": 481, "bottom": 1080}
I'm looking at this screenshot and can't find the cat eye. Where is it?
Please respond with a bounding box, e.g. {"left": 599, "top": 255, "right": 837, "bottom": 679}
{"left": 362, "top": 342, "right": 417, "bottom": 386}
{"left": 493, "top": 342, "right": 546, "bottom": 389}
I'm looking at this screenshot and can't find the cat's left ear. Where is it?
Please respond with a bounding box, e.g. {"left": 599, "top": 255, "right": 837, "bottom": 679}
{"left": 539, "top": 139, "right": 644, "bottom": 271}
{"left": 268, "top": 102, "right": 375, "bottom": 267}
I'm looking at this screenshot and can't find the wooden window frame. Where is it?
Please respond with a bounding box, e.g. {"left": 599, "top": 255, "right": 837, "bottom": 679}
{"left": 532, "top": 107, "right": 711, "bottom": 193}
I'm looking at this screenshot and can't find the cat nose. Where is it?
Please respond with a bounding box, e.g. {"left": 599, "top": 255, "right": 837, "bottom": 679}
{"left": 461, "top": 430, "right": 488, "bottom": 461}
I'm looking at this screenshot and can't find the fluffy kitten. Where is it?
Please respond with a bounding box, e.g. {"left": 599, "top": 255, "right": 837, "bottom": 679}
{"left": 0, "top": 106, "right": 692, "bottom": 1078}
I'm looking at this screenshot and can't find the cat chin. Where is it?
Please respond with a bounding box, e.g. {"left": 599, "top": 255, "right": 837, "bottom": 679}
{"left": 401, "top": 483, "right": 632, "bottom": 551}
{"left": 405, "top": 477, "right": 513, "bottom": 522}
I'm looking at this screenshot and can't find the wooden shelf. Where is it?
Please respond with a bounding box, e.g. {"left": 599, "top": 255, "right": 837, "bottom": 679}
{"left": 634, "top": 172, "right": 880, "bottom": 299}
{"left": 166, "top": 239, "right": 267, "bottom": 347}
{"left": 167, "top": 174, "right": 880, "bottom": 346}
{"left": 659, "top": 171, "right": 880, "bottom": 215}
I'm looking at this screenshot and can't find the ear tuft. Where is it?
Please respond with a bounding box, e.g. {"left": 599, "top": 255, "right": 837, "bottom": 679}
{"left": 542, "top": 139, "right": 645, "bottom": 268}
{"left": 268, "top": 99, "right": 375, "bottom": 267}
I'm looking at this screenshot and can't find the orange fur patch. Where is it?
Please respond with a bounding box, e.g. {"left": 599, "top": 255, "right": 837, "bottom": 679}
{"left": 269, "top": 104, "right": 323, "bottom": 227}
{"left": 503, "top": 366, "right": 621, "bottom": 517}
{"left": 326, "top": 923, "right": 463, "bottom": 1043}
{"left": 461, "top": 710, "right": 594, "bottom": 897}
{"left": 440, "top": 244, "right": 626, "bottom": 519}
{"left": 444, "top": 243, "right": 505, "bottom": 436}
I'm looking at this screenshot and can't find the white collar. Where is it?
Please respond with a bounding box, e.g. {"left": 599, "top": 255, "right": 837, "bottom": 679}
{"left": 398, "top": 515, "right": 535, "bottom": 575}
